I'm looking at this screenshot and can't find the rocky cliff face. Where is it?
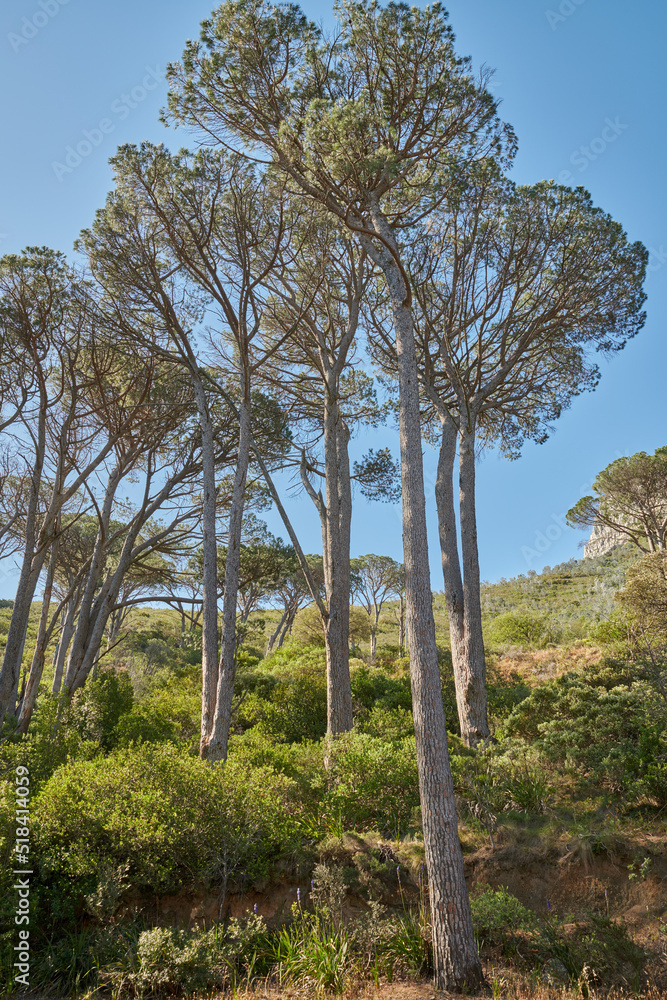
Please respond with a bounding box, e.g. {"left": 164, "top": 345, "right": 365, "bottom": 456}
{"left": 584, "top": 522, "right": 626, "bottom": 559}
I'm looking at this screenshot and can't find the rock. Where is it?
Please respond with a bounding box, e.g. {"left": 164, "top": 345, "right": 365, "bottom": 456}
{"left": 541, "top": 958, "right": 570, "bottom": 985}
{"left": 584, "top": 522, "right": 625, "bottom": 559}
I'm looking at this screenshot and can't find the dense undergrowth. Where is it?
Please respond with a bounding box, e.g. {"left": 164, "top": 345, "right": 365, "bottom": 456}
{"left": 0, "top": 549, "right": 666, "bottom": 997}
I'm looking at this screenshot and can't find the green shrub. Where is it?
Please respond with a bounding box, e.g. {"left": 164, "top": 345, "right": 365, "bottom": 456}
{"left": 116, "top": 665, "right": 202, "bottom": 747}
{"left": 33, "top": 743, "right": 299, "bottom": 904}
{"left": 487, "top": 611, "right": 562, "bottom": 649}
{"left": 325, "top": 733, "right": 419, "bottom": 837}
{"left": 256, "top": 671, "right": 327, "bottom": 743}
{"left": 113, "top": 705, "right": 182, "bottom": 747}
{"left": 355, "top": 705, "right": 414, "bottom": 741}
{"left": 537, "top": 912, "right": 646, "bottom": 985}
{"left": 229, "top": 730, "right": 420, "bottom": 838}
{"left": 351, "top": 666, "right": 412, "bottom": 713}
{"left": 72, "top": 667, "right": 133, "bottom": 749}
{"left": 471, "top": 885, "right": 536, "bottom": 953}
{"left": 0, "top": 696, "right": 98, "bottom": 792}
{"left": 131, "top": 915, "right": 268, "bottom": 997}
{"left": 505, "top": 665, "right": 667, "bottom": 802}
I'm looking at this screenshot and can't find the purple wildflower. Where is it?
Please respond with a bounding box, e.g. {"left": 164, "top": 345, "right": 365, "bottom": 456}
{"left": 297, "top": 887, "right": 301, "bottom": 903}
{"left": 253, "top": 904, "right": 258, "bottom": 915}
{"left": 546, "top": 898, "right": 551, "bottom": 912}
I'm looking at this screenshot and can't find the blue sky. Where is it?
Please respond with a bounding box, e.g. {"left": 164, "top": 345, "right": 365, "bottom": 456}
{"left": 0, "top": 0, "right": 665, "bottom": 597}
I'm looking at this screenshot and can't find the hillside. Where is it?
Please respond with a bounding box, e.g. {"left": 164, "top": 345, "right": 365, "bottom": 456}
{"left": 1, "top": 538, "right": 666, "bottom": 998}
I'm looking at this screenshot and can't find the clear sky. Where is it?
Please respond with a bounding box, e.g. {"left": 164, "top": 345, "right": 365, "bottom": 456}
{"left": 0, "top": 0, "right": 665, "bottom": 598}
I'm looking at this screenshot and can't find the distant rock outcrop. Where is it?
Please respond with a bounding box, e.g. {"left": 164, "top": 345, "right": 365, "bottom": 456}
{"left": 584, "top": 521, "right": 626, "bottom": 559}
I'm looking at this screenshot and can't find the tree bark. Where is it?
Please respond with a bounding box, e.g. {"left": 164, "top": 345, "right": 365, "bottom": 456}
{"left": 204, "top": 396, "right": 251, "bottom": 762}
{"left": 266, "top": 608, "right": 288, "bottom": 654}
{"left": 435, "top": 418, "right": 489, "bottom": 745}
{"left": 191, "top": 371, "right": 220, "bottom": 757}
{"left": 16, "top": 548, "right": 58, "bottom": 733}
{"left": 367, "top": 202, "right": 482, "bottom": 991}
{"left": 52, "top": 596, "right": 77, "bottom": 696}
{"left": 0, "top": 403, "right": 46, "bottom": 728}
{"left": 457, "top": 419, "right": 490, "bottom": 745}
{"left": 397, "top": 594, "right": 405, "bottom": 654}
{"left": 61, "top": 468, "right": 121, "bottom": 696}
{"left": 322, "top": 396, "right": 353, "bottom": 735}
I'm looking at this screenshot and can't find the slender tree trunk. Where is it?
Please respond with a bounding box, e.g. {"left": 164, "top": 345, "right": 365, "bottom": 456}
{"left": 457, "top": 419, "right": 490, "bottom": 745}
{"left": 62, "top": 469, "right": 121, "bottom": 695}
{"left": 398, "top": 594, "right": 405, "bottom": 654}
{"left": 205, "top": 396, "right": 251, "bottom": 762}
{"left": 277, "top": 611, "right": 294, "bottom": 648}
{"left": 16, "top": 549, "right": 58, "bottom": 733}
{"left": 368, "top": 203, "right": 482, "bottom": 991}
{"left": 266, "top": 608, "right": 288, "bottom": 654}
{"left": 0, "top": 440, "right": 46, "bottom": 727}
{"left": 0, "top": 554, "right": 44, "bottom": 727}
{"left": 190, "top": 371, "right": 220, "bottom": 757}
{"left": 435, "top": 418, "right": 488, "bottom": 745}
{"left": 323, "top": 399, "right": 353, "bottom": 735}
{"left": 370, "top": 600, "right": 380, "bottom": 663}
{"left": 52, "top": 597, "right": 77, "bottom": 696}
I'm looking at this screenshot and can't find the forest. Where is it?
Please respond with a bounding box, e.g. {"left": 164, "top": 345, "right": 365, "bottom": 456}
{"left": 0, "top": 1, "right": 665, "bottom": 998}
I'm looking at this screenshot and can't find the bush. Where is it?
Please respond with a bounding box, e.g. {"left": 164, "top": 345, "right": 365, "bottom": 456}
{"left": 229, "top": 730, "right": 420, "bottom": 838}
{"left": 131, "top": 915, "right": 268, "bottom": 997}
{"left": 114, "top": 665, "right": 202, "bottom": 748}
{"left": 351, "top": 666, "right": 412, "bottom": 713}
{"left": 33, "top": 743, "right": 300, "bottom": 906}
{"left": 113, "top": 705, "right": 182, "bottom": 747}
{"left": 325, "top": 733, "right": 420, "bottom": 837}
{"left": 471, "top": 885, "right": 536, "bottom": 953}
{"left": 0, "top": 696, "right": 98, "bottom": 792}
{"left": 72, "top": 667, "right": 133, "bottom": 750}
{"left": 505, "top": 664, "right": 667, "bottom": 803}
{"left": 260, "top": 671, "right": 328, "bottom": 743}
{"left": 487, "top": 611, "right": 562, "bottom": 649}
{"left": 355, "top": 705, "right": 414, "bottom": 741}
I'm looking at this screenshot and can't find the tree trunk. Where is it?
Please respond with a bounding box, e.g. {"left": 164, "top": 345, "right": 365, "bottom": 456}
{"left": 435, "top": 418, "right": 488, "bottom": 745}
{"left": 16, "top": 550, "right": 58, "bottom": 733}
{"left": 368, "top": 203, "right": 482, "bottom": 991}
{"left": 204, "top": 396, "right": 251, "bottom": 762}
{"left": 266, "top": 608, "right": 288, "bottom": 654}
{"left": 0, "top": 434, "right": 46, "bottom": 727}
{"left": 323, "top": 397, "right": 353, "bottom": 735}
{"left": 277, "top": 611, "right": 294, "bottom": 648}
{"left": 62, "top": 469, "right": 121, "bottom": 696}
{"left": 52, "top": 597, "right": 77, "bottom": 696}
{"left": 0, "top": 554, "right": 44, "bottom": 727}
{"left": 190, "top": 371, "right": 220, "bottom": 757}
{"left": 457, "top": 420, "right": 490, "bottom": 745}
